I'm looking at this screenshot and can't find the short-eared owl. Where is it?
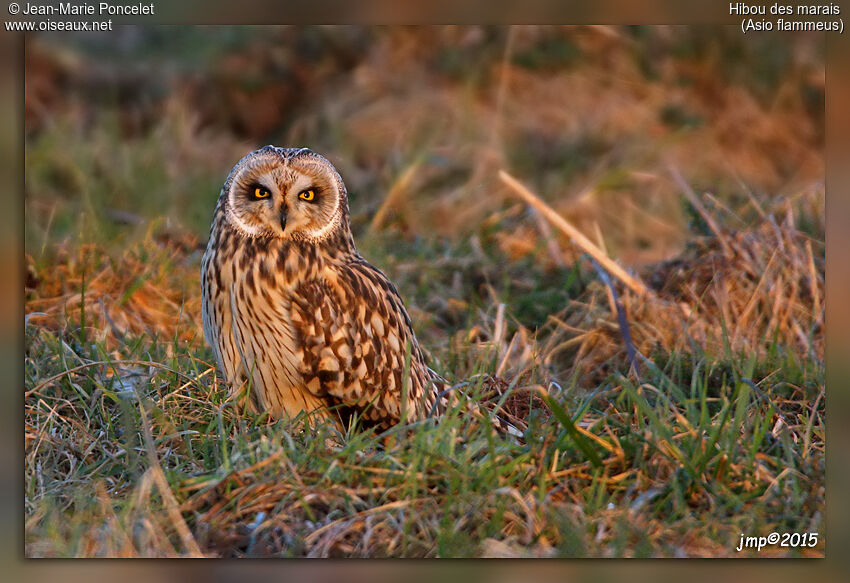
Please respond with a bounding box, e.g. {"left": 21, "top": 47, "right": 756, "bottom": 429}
{"left": 201, "top": 146, "right": 442, "bottom": 429}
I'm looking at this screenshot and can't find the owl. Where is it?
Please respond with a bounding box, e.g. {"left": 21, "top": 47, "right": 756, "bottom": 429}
{"left": 201, "top": 146, "right": 444, "bottom": 430}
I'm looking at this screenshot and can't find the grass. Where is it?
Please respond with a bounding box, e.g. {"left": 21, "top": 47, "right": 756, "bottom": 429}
{"left": 23, "top": 328, "right": 825, "bottom": 557}
{"left": 24, "top": 194, "right": 825, "bottom": 556}
{"left": 24, "top": 26, "right": 824, "bottom": 557}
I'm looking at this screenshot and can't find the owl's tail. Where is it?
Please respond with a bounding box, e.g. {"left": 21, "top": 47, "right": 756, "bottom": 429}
{"left": 426, "top": 369, "right": 524, "bottom": 438}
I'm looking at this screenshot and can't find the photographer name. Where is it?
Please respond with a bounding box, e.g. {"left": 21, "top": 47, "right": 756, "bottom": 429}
{"left": 21, "top": 2, "right": 155, "bottom": 16}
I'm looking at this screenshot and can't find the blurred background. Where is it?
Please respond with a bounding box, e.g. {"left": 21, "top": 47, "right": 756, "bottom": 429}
{"left": 25, "top": 25, "right": 823, "bottom": 261}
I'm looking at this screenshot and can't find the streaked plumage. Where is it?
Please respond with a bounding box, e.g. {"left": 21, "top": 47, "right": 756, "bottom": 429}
{"left": 201, "top": 146, "right": 443, "bottom": 429}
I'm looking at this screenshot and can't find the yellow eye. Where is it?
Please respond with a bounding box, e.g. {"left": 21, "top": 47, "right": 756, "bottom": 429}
{"left": 253, "top": 186, "right": 270, "bottom": 199}
{"left": 299, "top": 189, "right": 316, "bottom": 202}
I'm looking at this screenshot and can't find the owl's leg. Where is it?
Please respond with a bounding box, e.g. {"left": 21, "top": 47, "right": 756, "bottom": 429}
{"left": 227, "top": 375, "right": 262, "bottom": 416}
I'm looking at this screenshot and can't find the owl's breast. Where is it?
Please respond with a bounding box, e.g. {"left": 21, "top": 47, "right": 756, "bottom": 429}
{"left": 231, "top": 256, "right": 322, "bottom": 416}
{"left": 205, "top": 235, "right": 326, "bottom": 418}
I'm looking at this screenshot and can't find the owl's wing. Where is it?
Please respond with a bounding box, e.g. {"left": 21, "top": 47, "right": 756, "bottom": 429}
{"left": 288, "top": 258, "right": 435, "bottom": 427}
{"left": 202, "top": 247, "right": 243, "bottom": 387}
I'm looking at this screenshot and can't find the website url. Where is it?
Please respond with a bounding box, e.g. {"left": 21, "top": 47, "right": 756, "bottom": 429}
{"left": 5, "top": 19, "right": 112, "bottom": 31}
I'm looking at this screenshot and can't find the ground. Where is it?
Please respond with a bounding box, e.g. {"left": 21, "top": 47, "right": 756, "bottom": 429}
{"left": 24, "top": 26, "right": 824, "bottom": 557}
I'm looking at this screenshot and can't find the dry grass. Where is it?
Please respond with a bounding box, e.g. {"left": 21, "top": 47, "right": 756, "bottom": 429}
{"left": 26, "top": 229, "right": 205, "bottom": 348}
{"left": 24, "top": 26, "right": 824, "bottom": 557}
{"left": 24, "top": 180, "right": 824, "bottom": 557}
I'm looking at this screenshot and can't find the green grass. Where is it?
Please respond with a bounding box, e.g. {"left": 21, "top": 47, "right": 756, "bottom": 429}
{"left": 24, "top": 336, "right": 824, "bottom": 557}
{"left": 24, "top": 228, "right": 824, "bottom": 557}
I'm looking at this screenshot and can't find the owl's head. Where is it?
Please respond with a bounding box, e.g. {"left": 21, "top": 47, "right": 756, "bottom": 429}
{"left": 219, "top": 146, "right": 350, "bottom": 242}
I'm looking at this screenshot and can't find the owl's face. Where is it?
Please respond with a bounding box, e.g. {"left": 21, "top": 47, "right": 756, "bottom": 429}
{"left": 221, "top": 146, "right": 348, "bottom": 241}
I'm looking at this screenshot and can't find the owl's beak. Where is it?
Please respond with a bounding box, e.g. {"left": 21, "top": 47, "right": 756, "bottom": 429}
{"left": 279, "top": 204, "right": 288, "bottom": 232}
